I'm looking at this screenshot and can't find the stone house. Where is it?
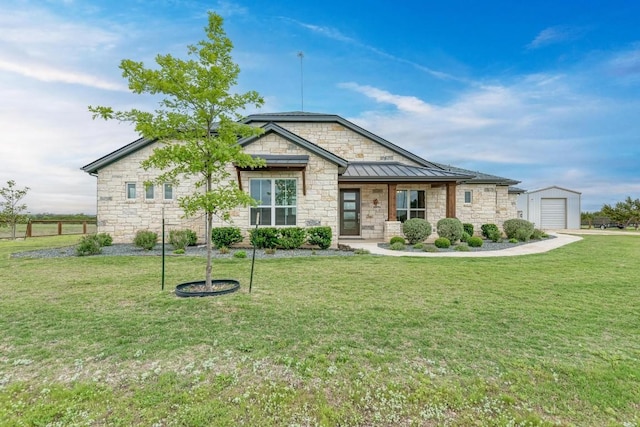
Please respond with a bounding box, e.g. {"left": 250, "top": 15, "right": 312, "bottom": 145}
{"left": 82, "top": 112, "right": 522, "bottom": 246}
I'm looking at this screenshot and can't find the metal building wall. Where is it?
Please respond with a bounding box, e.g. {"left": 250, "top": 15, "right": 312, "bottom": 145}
{"left": 517, "top": 186, "right": 582, "bottom": 229}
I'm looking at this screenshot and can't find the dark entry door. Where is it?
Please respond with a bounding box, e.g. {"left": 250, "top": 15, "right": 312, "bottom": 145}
{"left": 340, "top": 189, "right": 360, "bottom": 236}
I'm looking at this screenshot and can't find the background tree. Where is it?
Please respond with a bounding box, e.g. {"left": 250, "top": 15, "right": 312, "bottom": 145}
{"left": 601, "top": 197, "right": 640, "bottom": 229}
{"left": 580, "top": 211, "right": 596, "bottom": 229}
{"left": 89, "top": 12, "right": 264, "bottom": 288}
{"left": 0, "top": 180, "right": 30, "bottom": 240}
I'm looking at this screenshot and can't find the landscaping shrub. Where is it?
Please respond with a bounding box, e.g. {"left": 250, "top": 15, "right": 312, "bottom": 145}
{"left": 390, "top": 236, "right": 405, "bottom": 245}
{"left": 402, "top": 218, "right": 432, "bottom": 244}
{"left": 467, "top": 236, "right": 484, "bottom": 247}
{"left": 390, "top": 241, "right": 406, "bottom": 251}
{"left": 488, "top": 229, "right": 502, "bottom": 242}
{"left": 173, "top": 248, "right": 185, "bottom": 255}
{"left": 509, "top": 238, "right": 519, "bottom": 243}
{"left": 455, "top": 244, "right": 470, "bottom": 252}
{"left": 413, "top": 242, "right": 425, "bottom": 250}
{"left": 133, "top": 230, "right": 158, "bottom": 250}
{"left": 503, "top": 218, "right": 535, "bottom": 242}
{"left": 184, "top": 229, "right": 197, "bottom": 246}
{"left": 461, "top": 231, "right": 471, "bottom": 243}
{"left": 277, "top": 227, "right": 306, "bottom": 249}
{"left": 423, "top": 245, "right": 439, "bottom": 253}
{"left": 76, "top": 235, "right": 102, "bottom": 256}
{"left": 95, "top": 233, "right": 113, "bottom": 247}
{"left": 463, "top": 223, "right": 474, "bottom": 237}
{"left": 169, "top": 229, "right": 192, "bottom": 250}
{"left": 218, "top": 246, "right": 230, "bottom": 254}
{"left": 211, "top": 226, "right": 243, "bottom": 249}
{"left": 250, "top": 227, "right": 279, "bottom": 249}
{"left": 481, "top": 223, "right": 499, "bottom": 238}
{"left": 307, "top": 226, "right": 332, "bottom": 249}
{"left": 531, "top": 228, "right": 547, "bottom": 240}
{"left": 434, "top": 237, "right": 451, "bottom": 248}
{"left": 234, "top": 250, "right": 247, "bottom": 258}
{"left": 437, "top": 218, "right": 463, "bottom": 243}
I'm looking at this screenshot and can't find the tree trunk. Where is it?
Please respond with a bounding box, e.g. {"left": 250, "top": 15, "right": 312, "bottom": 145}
{"left": 206, "top": 212, "right": 213, "bottom": 290}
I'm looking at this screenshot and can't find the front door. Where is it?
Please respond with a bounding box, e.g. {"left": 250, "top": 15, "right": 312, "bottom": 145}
{"left": 340, "top": 189, "right": 360, "bottom": 236}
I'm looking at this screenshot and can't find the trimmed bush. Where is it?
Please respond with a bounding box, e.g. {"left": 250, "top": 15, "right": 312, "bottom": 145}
{"left": 434, "top": 237, "right": 451, "bottom": 248}
{"left": 531, "top": 228, "right": 547, "bottom": 240}
{"left": 169, "top": 229, "right": 192, "bottom": 250}
{"left": 76, "top": 235, "right": 102, "bottom": 256}
{"left": 133, "top": 230, "right": 158, "bottom": 250}
{"left": 503, "top": 219, "right": 535, "bottom": 242}
{"left": 249, "top": 227, "right": 279, "bottom": 249}
{"left": 454, "top": 244, "right": 470, "bottom": 252}
{"left": 211, "top": 227, "right": 243, "bottom": 249}
{"left": 461, "top": 231, "right": 471, "bottom": 243}
{"left": 488, "top": 229, "right": 502, "bottom": 242}
{"left": 423, "top": 245, "right": 439, "bottom": 253}
{"left": 390, "top": 236, "right": 405, "bottom": 245}
{"left": 234, "top": 250, "right": 247, "bottom": 258}
{"left": 390, "top": 241, "right": 406, "bottom": 251}
{"left": 413, "top": 242, "right": 425, "bottom": 250}
{"left": 463, "top": 223, "right": 474, "bottom": 237}
{"left": 173, "top": 248, "right": 185, "bottom": 255}
{"left": 509, "top": 238, "right": 519, "bottom": 243}
{"left": 481, "top": 223, "right": 499, "bottom": 239}
{"left": 184, "top": 229, "right": 197, "bottom": 246}
{"left": 467, "top": 236, "right": 484, "bottom": 247}
{"left": 437, "top": 218, "right": 463, "bottom": 243}
{"left": 402, "top": 218, "right": 432, "bottom": 244}
{"left": 277, "top": 227, "right": 306, "bottom": 249}
{"left": 307, "top": 226, "right": 332, "bottom": 249}
{"left": 95, "top": 233, "right": 113, "bottom": 247}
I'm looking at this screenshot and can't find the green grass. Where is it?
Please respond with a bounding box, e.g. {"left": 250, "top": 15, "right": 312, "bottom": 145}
{"left": 1, "top": 235, "right": 639, "bottom": 426}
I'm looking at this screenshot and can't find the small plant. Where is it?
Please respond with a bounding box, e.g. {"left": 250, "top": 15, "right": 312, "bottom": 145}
{"left": 211, "top": 226, "right": 243, "bottom": 249}
{"left": 250, "top": 227, "right": 279, "bottom": 249}
{"left": 218, "top": 246, "right": 230, "bottom": 254}
{"left": 307, "top": 226, "right": 332, "bottom": 249}
{"left": 503, "top": 218, "right": 535, "bottom": 241}
{"left": 169, "top": 229, "right": 192, "bottom": 251}
{"left": 184, "top": 229, "right": 198, "bottom": 246}
{"left": 234, "top": 250, "right": 247, "bottom": 258}
{"left": 463, "top": 223, "right": 474, "bottom": 236}
{"left": 173, "top": 248, "right": 185, "bottom": 254}
{"left": 354, "top": 248, "right": 370, "bottom": 255}
{"left": 481, "top": 223, "right": 500, "bottom": 239}
{"left": 455, "top": 244, "right": 470, "bottom": 251}
{"left": 390, "top": 236, "right": 405, "bottom": 245}
{"left": 95, "top": 233, "right": 113, "bottom": 247}
{"left": 461, "top": 231, "right": 471, "bottom": 243}
{"left": 509, "top": 238, "right": 519, "bottom": 243}
{"left": 133, "top": 230, "right": 158, "bottom": 250}
{"left": 434, "top": 237, "right": 451, "bottom": 248}
{"left": 488, "top": 229, "right": 502, "bottom": 242}
{"left": 423, "top": 245, "right": 439, "bottom": 252}
{"left": 468, "top": 236, "right": 484, "bottom": 247}
{"left": 390, "top": 241, "right": 406, "bottom": 251}
{"left": 402, "top": 218, "right": 432, "bottom": 244}
{"left": 76, "top": 234, "right": 102, "bottom": 256}
{"left": 264, "top": 247, "right": 276, "bottom": 255}
{"left": 531, "top": 228, "right": 547, "bottom": 239}
{"left": 437, "top": 218, "right": 463, "bottom": 243}
{"left": 413, "top": 242, "right": 425, "bottom": 250}
{"left": 277, "top": 227, "right": 306, "bottom": 249}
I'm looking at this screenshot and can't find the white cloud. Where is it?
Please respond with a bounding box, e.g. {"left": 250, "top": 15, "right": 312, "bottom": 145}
{"left": 527, "top": 25, "right": 585, "bottom": 49}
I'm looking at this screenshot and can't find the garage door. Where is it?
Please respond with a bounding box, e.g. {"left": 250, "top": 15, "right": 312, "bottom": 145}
{"left": 540, "top": 198, "right": 566, "bottom": 229}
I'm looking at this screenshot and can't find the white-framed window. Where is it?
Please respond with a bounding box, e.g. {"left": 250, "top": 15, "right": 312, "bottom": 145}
{"left": 464, "top": 190, "right": 472, "bottom": 204}
{"left": 145, "top": 184, "right": 154, "bottom": 200}
{"left": 126, "top": 182, "right": 136, "bottom": 199}
{"left": 163, "top": 183, "right": 173, "bottom": 200}
{"left": 250, "top": 178, "right": 297, "bottom": 225}
{"left": 396, "top": 189, "right": 425, "bottom": 222}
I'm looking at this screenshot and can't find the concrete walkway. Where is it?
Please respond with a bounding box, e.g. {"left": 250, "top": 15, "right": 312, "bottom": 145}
{"left": 341, "top": 232, "right": 584, "bottom": 257}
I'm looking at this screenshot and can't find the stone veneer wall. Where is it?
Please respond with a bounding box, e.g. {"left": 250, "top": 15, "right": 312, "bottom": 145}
{"left": 252, "top": 122, "right": 423, "bottom": 166}
{"left": 95, "top": 143, "right": 205, "bottom": 244}
{"left": 455, "top": 184, "right": 517, "bottom": 235}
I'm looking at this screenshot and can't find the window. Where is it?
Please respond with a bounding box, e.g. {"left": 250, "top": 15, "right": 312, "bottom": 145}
{"left": 145, "top": 184, "right": 154, "bottom": 200}
{"left": 464, "top": 190, "right": 472, "bottom": 204}
{"left": 396, "top": 190, "right": 425, "bottom": 222}
{"left": 163, "top": 183, "right": 173, "bottom": 200}
{"left": 126, "top": 182, "right": 136, "bottom": 199}
{"left": 250, "top": 178, "right": 297, "bottom": 225}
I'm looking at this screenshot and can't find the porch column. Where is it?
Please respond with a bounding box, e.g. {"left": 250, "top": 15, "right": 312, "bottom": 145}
{"left": 446, "top": 182, "right": 457, "bottom": 218}
{"left": 387, "top": 183, "right": 397, "bottom": 221}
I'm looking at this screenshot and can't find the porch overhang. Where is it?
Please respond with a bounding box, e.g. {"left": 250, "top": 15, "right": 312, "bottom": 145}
{"left": 235, "top": 154, "right": 309, "bottom": 195}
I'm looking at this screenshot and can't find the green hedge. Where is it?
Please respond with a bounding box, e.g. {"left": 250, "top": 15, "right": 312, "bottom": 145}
{"left": 307, "top": 226, "right": 332, "bottom": 249}
{"left": 211, "top": 227, "right": 243, "bottom": 249}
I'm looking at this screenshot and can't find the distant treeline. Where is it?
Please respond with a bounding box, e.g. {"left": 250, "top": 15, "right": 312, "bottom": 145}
{"left": 28, "top": 213, "right": 96, "bottom": 221}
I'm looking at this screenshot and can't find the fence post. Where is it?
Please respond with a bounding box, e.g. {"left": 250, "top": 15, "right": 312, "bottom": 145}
{"left": 83, "top": 221, "right": 87, "bottom": 234}
{"left": 26, "top": 221, "right": 32, "bottom": 238}
{"left": 58, "top": 221, "right": 62, "bottom": 235}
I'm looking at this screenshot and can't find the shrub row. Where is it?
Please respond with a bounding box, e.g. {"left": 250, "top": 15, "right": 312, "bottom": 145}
{"left": 247, "top": 226, "right": 333, "bottom": 250}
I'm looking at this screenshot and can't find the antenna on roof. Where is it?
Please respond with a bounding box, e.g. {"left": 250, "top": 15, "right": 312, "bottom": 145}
{"left": 297, "top": 51, "right": 304, "bottom": 112}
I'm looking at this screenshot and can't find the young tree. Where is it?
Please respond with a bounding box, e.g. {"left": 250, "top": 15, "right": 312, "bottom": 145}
{"left": 0, "top": 180, "right": 30, "bottom": 240}
{"left": 89, "top": 12, "right": 265, "bottom": 289}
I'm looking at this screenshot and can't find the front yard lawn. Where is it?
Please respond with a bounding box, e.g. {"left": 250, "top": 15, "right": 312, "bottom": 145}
{"left": 0, "top": 235, "right": 638, "bottom": 426}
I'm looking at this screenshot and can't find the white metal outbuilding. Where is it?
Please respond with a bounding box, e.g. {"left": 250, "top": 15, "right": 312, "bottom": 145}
{"left": 516, "top": 186, "right": 582, "bottom": 230}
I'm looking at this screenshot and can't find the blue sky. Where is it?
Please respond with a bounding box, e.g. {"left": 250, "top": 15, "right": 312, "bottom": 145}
{"left": 1, "top": 0, "right": 639, "bottom": 213}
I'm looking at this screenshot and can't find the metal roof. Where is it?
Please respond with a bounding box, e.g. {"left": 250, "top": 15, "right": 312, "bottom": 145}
{"left": 431, "top": 162, "right": 520, "bottom": 186}
{"left": 339, "top": 162, "right": 473, "bottom": 182}
{"left": 248, "top": 154, "right": 309, "bottom": 168}
{"left": 81, "top": 136, "right": 156, "bottom": 175}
